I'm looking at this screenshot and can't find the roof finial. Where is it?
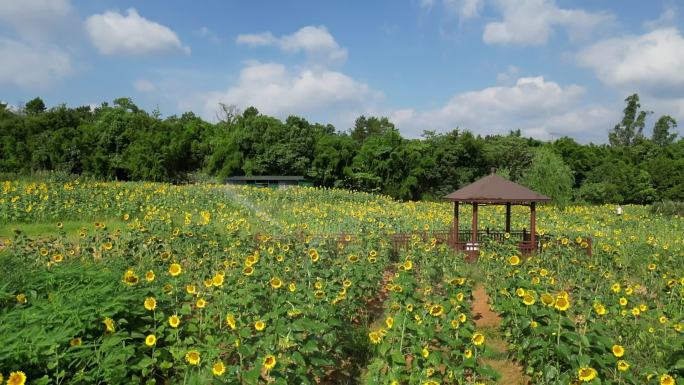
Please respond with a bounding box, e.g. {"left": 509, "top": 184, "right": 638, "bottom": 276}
{"left": 491, "top": 167, "right": 496, "bottom": 175}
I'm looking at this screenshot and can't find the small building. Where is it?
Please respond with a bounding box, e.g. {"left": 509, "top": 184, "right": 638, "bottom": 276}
{"left": 225, "top": 176, "right": 311, "bottom": 189}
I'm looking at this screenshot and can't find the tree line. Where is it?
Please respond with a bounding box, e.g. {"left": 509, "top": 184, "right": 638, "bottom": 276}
{"left": 1, "top": 94, "right": 682, "bottom": 204}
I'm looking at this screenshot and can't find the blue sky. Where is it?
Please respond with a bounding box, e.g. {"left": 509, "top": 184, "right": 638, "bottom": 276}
{"left": 1, "top": 0, "right": 683, "bottom": 143}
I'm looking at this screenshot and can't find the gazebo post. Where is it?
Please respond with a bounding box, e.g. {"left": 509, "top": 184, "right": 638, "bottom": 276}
{"left": 471, "top": 202, "right": 478, "bottom": 258}
{"left": 505, "top": 203, "right": 511, "bottom": 233}
{"left": 453, "top": 201, "right": 459, "bottom": 246}
{"left": 530, "top": 202, "right": 536, "bottom": 251}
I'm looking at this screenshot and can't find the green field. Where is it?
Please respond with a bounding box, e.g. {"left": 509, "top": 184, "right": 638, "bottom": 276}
{"left": 0, "top": 180, "right": 682, "bottom": 385}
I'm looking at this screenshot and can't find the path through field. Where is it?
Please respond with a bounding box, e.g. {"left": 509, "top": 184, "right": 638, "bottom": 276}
{"left": 472, "top": 285, "right": 529, "bottom": 385}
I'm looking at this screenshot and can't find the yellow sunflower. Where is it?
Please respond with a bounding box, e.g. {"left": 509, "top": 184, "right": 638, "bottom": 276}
{"left": 472, "top": 332, "right": 485, "bottom": 346}
{"left": 144, "top": 297, "right": 156, "bottom": 311}
{"left": 169, "top": 315, "right": 181, "bottom": 328}
{"left": 255, "top": 320, "right": 266, "bottom": 331}
{"left": 577, "top": 367, "right": 597, "bottom": 382}
{"left": 226, "top": 313, "right": 237, "bottom": 330}
{"left": 660, "top": 374, "right": 675, "bottom": 385}
{"left": 263, "top": 354, "right": 277, "bottom": 370}
{"left": 212, "top": 361, "right": 226, "bottom": 376}
{"left": 169, "top": 263, "right": 182, "bottom": 276}
{"left": 617, "top": 360, "right": 629, "bottom": 372}
{"left": 612, "top": 344, "right": 625, "bottom": 358}
{"left": 145, "top": 334, "right": 156, "bottom": 346}
{"left": 185, "top": 350, "right": 200, "bottom": 365}
{"left": 7, "top": 371, "right": 27, "bottom": 385}
{"left": 270, "top": 277, "right": 282, "bottom": 289}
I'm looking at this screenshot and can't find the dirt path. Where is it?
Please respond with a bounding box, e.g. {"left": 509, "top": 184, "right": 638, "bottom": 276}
{"left": 472, "top": 285, "right": 529, "bottom": 385}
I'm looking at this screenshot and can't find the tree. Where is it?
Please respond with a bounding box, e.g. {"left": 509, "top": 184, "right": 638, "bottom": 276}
{"left": 350, "top": 115, "right": 395, "bottom": 143}
{"left": 652, "top": 115, "right": 678, "bottom": 146}
{"left": 609, "top": 94, "right": 651, "bottom": 146}
{"left": 24, "top": 97, "right": 46, "bottom": 115}
{"left": 520, "top": 147, "right": 575, "bottom": 205}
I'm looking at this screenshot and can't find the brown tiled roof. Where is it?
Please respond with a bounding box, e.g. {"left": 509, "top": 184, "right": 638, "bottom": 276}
{"left": 443, "top": 173, "right": 551, "bottom": 203}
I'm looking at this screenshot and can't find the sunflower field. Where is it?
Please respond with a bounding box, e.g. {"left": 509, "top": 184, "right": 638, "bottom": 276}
{"left": 0, "top": 180, "right": 682, "bottom": 385}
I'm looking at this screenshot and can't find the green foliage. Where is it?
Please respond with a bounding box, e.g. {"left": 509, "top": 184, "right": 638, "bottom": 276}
{"left": 520, "top": 147, "right": 574, "bottom": 206}
{"left": 650, "top": 201, "right": 684, "bottom": 216}
{"left": 652, "top": 116, "right": 678, "bottom": 146}
{"left": 610, "top": 94, "right": 651, "bottom": 147}
{"left": 0, "top": 96, "right": 683, "bottom": 204}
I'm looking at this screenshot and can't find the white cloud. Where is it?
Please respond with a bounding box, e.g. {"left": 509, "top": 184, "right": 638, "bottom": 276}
{"left": 185, "top": 61, "right": 381, "bottom": 124}
{"left": 0, "top": 37, "right": 71, "bottom": 88}
{"left": 85, "top": 8, "right": 190, "bottom": 55}
{"left": 133, "top": 79, "right": 155, "bottom": 92}
{"left": 388, "top": 76, "right": 612, "bottom": 141}
{"left": 0, "top": 0, "right": 74, "bottom": 41}
{"left": 236, "top": 25, "right": 347, "bottom": 64}
{"left": 483, "top": 0, "right": 612, "bottom": 45}
{"left": 419, "top": 0, "right": 436, "bottom": 10}
{"left": 644, "top": 6, "right": 677, "bottom": 30}
{"left": 196, "top": 26, "right": 221, "bottom": 44}
{"left": 443, "top": 0, "right": 483, "bottom": 19}
{"left": 496, "top": 65, "right": 520, "bottom": 82}
{"left": 577, "top": 28, "right": 684, "bottom": 96}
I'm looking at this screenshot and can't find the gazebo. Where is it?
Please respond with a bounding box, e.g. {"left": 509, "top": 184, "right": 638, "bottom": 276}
{"left": 443, "top": 171, "right": 551, "bottom": 260}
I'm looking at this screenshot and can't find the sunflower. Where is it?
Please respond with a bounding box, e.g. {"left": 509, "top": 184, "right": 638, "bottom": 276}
{"left": 577, "top": 367, "right": 597, "bottom": 382}
{"left": 52, "top": 254, "right": 63, "bottom": 263}
{"left": 404, "top": 260, "right": 413, "bottom": 270}
{"left": 422, "top": 347, "right": 430, "bottom": 358}
{"left": 554, "top": 297, "right": 570, "bottom": 311}
{"left": 255, "top": 320, "right": 266, "bottom": 331}
{"left": 103, "top": 317, "right": 115, "bottom": 333}
{"left": 385, "top": 317, "right": 394, "bottom": 329}
{"left": 450, "top": 319, "right": 460, "bottom": 329}
{"left": 243, "top": 266, "right": 254, "bottom": 276}
{"left": 212, "top": 361, "right": 226, "bottom": 376}
{"left": 169, "top": 263, "right": 182, "bottom": 276}
{"left": 169, "top": 315, "right": 181, "bottom": 328}
{"left": 16, "top": 294, "right": 27, "bottom": 304}
{"left": 145, "top": 334, "right": 156, "bottom": 346}
{"left": 309, "top": 249, "right": 320, "bottom": 262}
{"left": 464, "top": 349, "right": 473, "bottom": 358}
{"left": 69, "top": 337, "right": 82, "bottom": 347}
{"left": 593, "top": 303, "right": 606, "bottom": 315}
{"left": 270, "top": 277, "right": 283, "bottom": 289}
{"left": 343, "top": 279, "right": 352, "bottom": 288}
{"left": 619, "top": 297, "right": 628, "bottom": 306}
{"left": 314, "top": 290, "right": 325, "bottom": 299}
{"left": 7, "top": 371, "right": 27, "bottom": 385}
{"left": 144, "top": 270, "right": 155, "bottom": 282}
{"left": 617, "top": 360, "right": 630, "bottom": 371}
{"left": 515, "top": 288, "right": 526, "bottom": 297}
{"left": 612, "top": 344, "right": 625, "bottom": 357}
{"left": 288, "top": 282, "right": 297, "bottom": 292}
{"left": 347, "top": 254, "right": 359, "bottom": 262}
{"left": 144, "top": 297, "right": 157, "bottom": 311}
{"left": 122, "top": 270, "right": 139, "bottom": 286}
{"left": 185, "top": 350, "right": 200, "bottom": 365}
{"left": 212, "top": 274, "right": 224, "bottom": 286}
{"left": 523, "top": 294, "right": 535, "bottom": 306}
{"left": 660, "top": 374, "right": 675, "bottom": 385}
{"left": 471, "top": 333, "right": 485, "bottom": 346}
{"left": 226, "top": 313, "right": 237, "bottom": 330}
{"left": 196, "top": 298, "right": 207, "bottom": 308}
{"left": 186, "top": 285, "right": 196, "bottom": 294}
{"left": 459, "top": 313, "right": 467, "bottom": 322}
{"left": 508, "top": 255, "right": 521, "bottom": 266}
{"left": 430, "top": 304, "right": 444, "bottom": 317}
{"left": 263, "top": 354, "right": 277, "bottom": 370}
{"left": 369, "top": 331, "right": 382, "bottom": 344}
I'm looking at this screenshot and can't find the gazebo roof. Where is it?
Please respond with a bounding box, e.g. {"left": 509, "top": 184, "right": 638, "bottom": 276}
{"left": 443, "top": 173, "right": 551, "bottom": 203}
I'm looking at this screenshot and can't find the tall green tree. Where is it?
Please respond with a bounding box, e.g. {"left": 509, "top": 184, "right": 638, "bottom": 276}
{"left": 652, "top": 115, "right": 678, "bottom": 146}
{"left": 609, "top": 94, "right": 651, "bottom": 146}
{"left": 520, "top": 147, "right": 575, "bottom": 205}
